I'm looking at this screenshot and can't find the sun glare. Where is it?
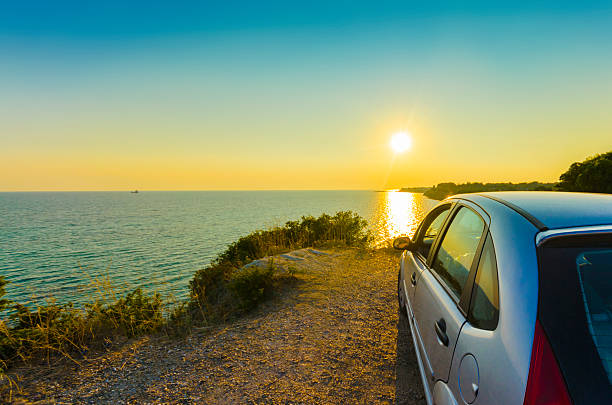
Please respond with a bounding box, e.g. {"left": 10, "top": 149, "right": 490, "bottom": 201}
{"left": 390, "top": 131, "right": 412, "bottom": 153}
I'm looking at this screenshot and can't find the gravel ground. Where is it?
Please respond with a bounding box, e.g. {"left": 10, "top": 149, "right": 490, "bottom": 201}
{"left": 9, "top": 248, "right": 426, "bottom": 404}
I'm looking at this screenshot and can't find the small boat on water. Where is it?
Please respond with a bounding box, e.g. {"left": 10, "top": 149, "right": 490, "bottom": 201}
{"left": 131, "top": 190, "right": 139, "bottom": 194}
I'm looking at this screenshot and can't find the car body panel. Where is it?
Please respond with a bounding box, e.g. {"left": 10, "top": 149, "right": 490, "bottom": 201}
{"left": 476, "top": 191, "right": 612, "bottom": 229}
{"left": 433, "top": 380, "right": 459, "bottom": 405}
{"left": 400, "top": 193, "right": 543, "bottom": 404}
{"left": 401, "top": 250, "right": 428, "bottom": 304}
{"left": 412, "top": 268, "right": 466, "bottom": 386}
{"left": 447, "top": 194, "right": 540, "bottom": 404}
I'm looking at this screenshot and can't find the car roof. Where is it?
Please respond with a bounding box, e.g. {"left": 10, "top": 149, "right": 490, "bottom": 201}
{"left": 452, "top": 191, "right": 612, "bottom": 230}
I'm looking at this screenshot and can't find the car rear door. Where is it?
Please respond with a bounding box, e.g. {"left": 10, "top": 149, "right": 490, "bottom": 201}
{"left": 412, "top": 203, "right": 488, "bottom": 391}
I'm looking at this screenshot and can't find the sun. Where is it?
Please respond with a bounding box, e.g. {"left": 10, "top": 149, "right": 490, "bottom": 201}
{"left": 390, "top": 131, "right": 412, "bottom": 153}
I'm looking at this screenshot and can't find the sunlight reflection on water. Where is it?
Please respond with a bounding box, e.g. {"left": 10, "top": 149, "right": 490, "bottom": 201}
{"left": 370, "top": 192, "right": 438, "bottom": 247}
{"left": 0, "top": 190, "right": 438, "bottom": 305}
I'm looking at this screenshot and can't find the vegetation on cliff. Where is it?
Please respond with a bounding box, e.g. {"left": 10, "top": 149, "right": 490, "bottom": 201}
{"left": 0, "top": 211, "right": 370, "bottom": 393}
{"left": 188, "top": 211, "right": 371, "bottom": 324}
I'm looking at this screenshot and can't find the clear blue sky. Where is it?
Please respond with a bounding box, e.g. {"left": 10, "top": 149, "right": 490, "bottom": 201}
{"left": 2, "top": 1, "right": 612, "bottom": 190}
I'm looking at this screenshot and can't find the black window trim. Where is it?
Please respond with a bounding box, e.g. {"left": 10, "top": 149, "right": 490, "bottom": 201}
{"left": 426, "top": 203, "right": 490, "bottom": 316}
{"left": 464, "top": 231, "right": 500, "bottom": 331}
{"left": 412, "top": 202, "right": 455, "bottom": 264}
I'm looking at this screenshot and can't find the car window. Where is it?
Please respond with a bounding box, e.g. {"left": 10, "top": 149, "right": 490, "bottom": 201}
{"left": 538, "top": 236, "right": 612, "bottom": 400}
{"left": 469, "top": 235, "right": 499, "bottom": 330}
{"left": 415, "top": 206, "right": 451, "bottom": 259}
{"left": 577, "top": 249, "right": 612, "bottom": 384}
{"left": 432, "top": 207, "right": 485, "bottom": 299}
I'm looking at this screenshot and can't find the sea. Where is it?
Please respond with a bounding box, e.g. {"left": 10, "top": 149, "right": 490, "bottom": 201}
{"left": 0, "top": 191, "right": 437, "bottom": 307}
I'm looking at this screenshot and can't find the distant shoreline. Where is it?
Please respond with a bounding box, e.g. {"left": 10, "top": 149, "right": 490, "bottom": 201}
{"left": 399, "top": 181, "right": 557, "bottom": 200}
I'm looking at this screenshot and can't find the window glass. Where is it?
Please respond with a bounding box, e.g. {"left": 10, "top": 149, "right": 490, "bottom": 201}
{"left": 469, "top": 235, "right": 499, "bottom": 330}
{"left": 538, "top": 237, "right": 612, "bottom": 397}
{"left": 416, "top": 207, "right": 450, "bottom": 258}
{"left": 576, "top": 249, "right": 612, "bottom": 384}
{"left": 432, "top": 207, "right": 485, "bottom": 299}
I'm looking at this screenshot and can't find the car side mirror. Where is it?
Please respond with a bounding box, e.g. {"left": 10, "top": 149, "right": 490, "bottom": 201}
{"left": 393, "top": 236, "right": 414, "bottom": 251}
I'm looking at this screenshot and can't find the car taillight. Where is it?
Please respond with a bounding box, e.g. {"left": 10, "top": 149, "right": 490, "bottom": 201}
{"left": 523, "top": 320, "right": 572, "bottom": 405}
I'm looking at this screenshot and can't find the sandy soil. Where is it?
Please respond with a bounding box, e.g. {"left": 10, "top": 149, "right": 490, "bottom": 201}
{"left": 10, "top": 248, "right": 425, "bottom": 404}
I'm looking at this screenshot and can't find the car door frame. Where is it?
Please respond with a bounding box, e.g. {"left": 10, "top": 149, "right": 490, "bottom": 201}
{"left": 407, "top": 202, "right": 457, "bottom": 285}
{"left": 424, "top": 199, "right": 492, "bottom": 316}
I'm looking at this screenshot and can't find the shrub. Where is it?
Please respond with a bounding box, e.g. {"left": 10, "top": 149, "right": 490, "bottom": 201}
{"left": 0, "top": 210, "right": 371, "bottom": 379}
{"left": 1, "top": 277, "right": 12, "bottom": 373}
{"left": 188, "top": 211, "right": 371, "bottom": 324}
{"left": 189, "top": 262, "right": 236, "bottom": 323}
{"left": 230, "top": 264, "right": 275, "bottom": 311}
{"left": 218, "top": 211, "right": 371, "bottom": 265}
{"left": 0, "top": 279, "right": 165, "bottom": 375}
{"left": 87, "top": 288, "right": 164, "bottom": 338}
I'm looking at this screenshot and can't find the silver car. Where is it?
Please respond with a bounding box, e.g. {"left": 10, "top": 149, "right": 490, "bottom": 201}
{"left": 394, "top": 191, "right": 612, "bottom": 405}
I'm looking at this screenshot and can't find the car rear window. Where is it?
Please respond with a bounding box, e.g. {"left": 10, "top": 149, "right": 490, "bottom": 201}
{"left": 538, "top": 234, "right": 612, "bottom": 404}
{"left": 576, "top": 250, "right": 612, "bottom": 384}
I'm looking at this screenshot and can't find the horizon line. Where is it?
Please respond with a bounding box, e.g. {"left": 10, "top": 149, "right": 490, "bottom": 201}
{"left": 0, "top": 188, "right": 392, "bottom": 193}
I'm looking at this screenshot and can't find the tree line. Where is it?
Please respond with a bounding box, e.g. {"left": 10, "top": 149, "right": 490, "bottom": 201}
{"left": 410, "top": 150, "right": 612, "bottom": 200}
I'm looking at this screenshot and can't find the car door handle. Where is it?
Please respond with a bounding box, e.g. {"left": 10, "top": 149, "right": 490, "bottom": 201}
{"left": 410, "top": 272, "right": 417, "bottom": 286}
{"left": 434, "top": 318, "right": 449, "bottom": 346}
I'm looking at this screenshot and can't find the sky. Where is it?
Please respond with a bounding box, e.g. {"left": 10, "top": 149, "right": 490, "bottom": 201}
{"left": 1, "top": 1, "right": 612, "bottom": 191}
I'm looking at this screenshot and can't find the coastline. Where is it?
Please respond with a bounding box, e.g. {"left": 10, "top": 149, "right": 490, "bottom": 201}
{"left": 8, "top": 247, "right": 425, "bottom": 404}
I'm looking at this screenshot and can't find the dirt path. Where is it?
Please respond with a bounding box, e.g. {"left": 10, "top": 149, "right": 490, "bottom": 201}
{"left": 12, "top": 248, "right": 425, "bottom": 404}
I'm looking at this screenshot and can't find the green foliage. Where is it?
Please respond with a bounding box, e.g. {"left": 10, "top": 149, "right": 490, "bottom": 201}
{"left": 230, "top": 265, "right": 275, "bottom": 310}
{"left": 86, "top": 288, "right": 164, "bottom": 338}
{"left": 423, "top": 181, "right": 556, "bottom": 200}
{"left": 0, "top": 210, "right": 371, "bottom": 378}
{"left": 189, "top": 262, "right": 236, "bottom": 323}
{"left": 558, "top": 151, "right": 612, "bottom": 193}
{"left": 0, "top": 283, "right": 165, "bottom": 374}
{"left": 188, "top": 261, "right": 279, "bottom": 323}
{"left": 0, "top": 277, "right": 9, "bottom": 314}
{"left": 219, "top": 211, "right": 370, "bottom": 265}
{"left": 0, "top": 277, "right": 11, "bottom": 375}
{"left": 165, "top": 302, "right": 191, "bottom": 337}
{"left": 189, "top": 211, "right": 370, "bottom": 324}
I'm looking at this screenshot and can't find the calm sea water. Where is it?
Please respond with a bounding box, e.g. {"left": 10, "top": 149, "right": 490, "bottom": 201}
{"left": 0, "top": 191, "right": 437, "bottom": 306}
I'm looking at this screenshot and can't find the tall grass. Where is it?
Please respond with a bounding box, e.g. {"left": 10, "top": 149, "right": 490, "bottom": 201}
{"left": 0, "top": 210, "right": 370, "bottom": 394}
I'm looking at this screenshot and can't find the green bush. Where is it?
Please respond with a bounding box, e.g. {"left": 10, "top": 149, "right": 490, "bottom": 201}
{"left": 188, "top": 262, "right": 278, "bottom": 323}
{"left": 189, "top": 262, "right": 236, "bottom": 323}
{"left": 87, "top": 288, "right": 164, "bottom": 338}
{"left": 0, "top": 278, "right": 9, "bottom": 314}
{"left": 230, "top": 265, "right": 275, "bottom": 311}
{"left": 218, "top": 211, "right": 370, "bottom": 265}
{"left": 0, "top": 278, "right": 165, "bottom": 374}
{"left": 1, "top": 277, "right": 11, "bottom": 373}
